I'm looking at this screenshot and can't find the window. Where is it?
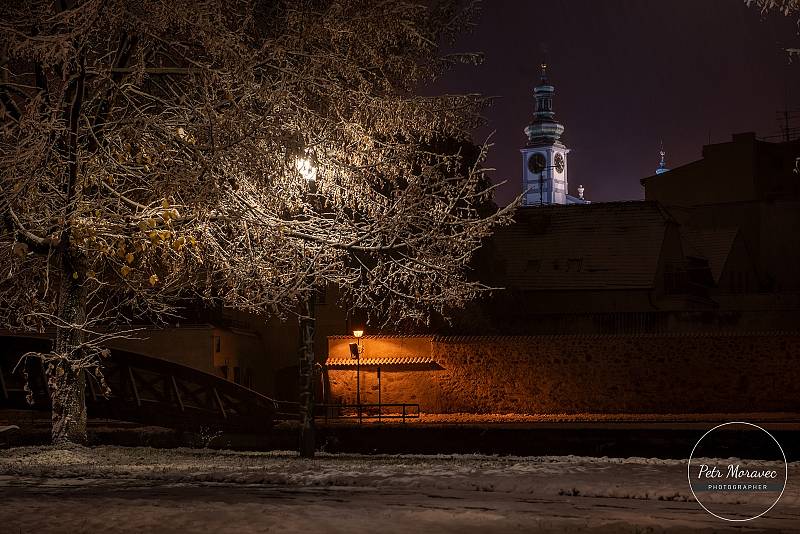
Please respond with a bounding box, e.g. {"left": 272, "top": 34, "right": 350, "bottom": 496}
{"left": 214, "top": 336, "right": 221, "bottom": 353}
{"left": 567, "top": 258, "right": 583, "bottom": 272}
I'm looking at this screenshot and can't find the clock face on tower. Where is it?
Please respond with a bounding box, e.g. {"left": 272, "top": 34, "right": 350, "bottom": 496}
{"left": 554, "top": 152, "right": 565, "bottom": 173}
{"left": 527, "top": 153, "right": 546, "bottom": 173}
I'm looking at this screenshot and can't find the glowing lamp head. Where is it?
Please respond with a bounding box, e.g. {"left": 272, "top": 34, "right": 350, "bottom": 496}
{"left": 352, "top": 329, "right": 364, "bottom": 339}
{"left": 295, "top": 156, "right": 317, "bottom": 182}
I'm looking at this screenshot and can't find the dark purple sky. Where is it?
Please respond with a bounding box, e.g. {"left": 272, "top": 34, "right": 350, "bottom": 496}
{"left": 432, "top": 0, "right": 800, "bottom": 205}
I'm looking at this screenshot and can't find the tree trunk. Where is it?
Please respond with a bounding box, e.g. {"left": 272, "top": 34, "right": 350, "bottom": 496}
{"left": 47, "top": 48, "right": 88, "bottom": 445}
{"left": 48, "top": 251, "right": 88, "bottom": 445}
{"left": 298, "top": 294, "right": 316, "bottom": 458}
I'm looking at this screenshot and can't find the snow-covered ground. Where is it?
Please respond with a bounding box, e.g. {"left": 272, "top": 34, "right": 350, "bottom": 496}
{"left": 1, "top": 446, "right": 798, "bottom": 532}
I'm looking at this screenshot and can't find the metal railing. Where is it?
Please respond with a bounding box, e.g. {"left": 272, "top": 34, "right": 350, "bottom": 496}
{"left": 274, "top": 401, "right": 420, "bottom": 423}
{"left": 324, "top": 403, "right": 420, "bottom": 423}
{"left": 1, "top": 342, "right": 279, "bottom": 435}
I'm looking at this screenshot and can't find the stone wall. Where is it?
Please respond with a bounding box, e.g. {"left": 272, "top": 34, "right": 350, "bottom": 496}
{"left": 325, "top": 333, "right": 800, "bottom": 414}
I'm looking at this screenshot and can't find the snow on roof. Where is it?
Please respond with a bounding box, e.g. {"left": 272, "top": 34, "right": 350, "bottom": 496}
{"left": 325, "top": 356, "right": 437, "bottom": 367}
{"left": 487, "top": 201, "right": 671, "bottom": 290}
{"left": 680, "top": 227, "right": 740, "bottom": 283}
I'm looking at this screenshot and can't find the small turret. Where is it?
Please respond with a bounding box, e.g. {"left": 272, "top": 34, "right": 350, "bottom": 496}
{"left": 656, "top": 141, "right": 670, "bottom": 175}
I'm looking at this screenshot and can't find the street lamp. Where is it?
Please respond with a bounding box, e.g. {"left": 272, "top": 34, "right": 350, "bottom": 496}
{"left": 296, "top": 153, "right": 318, "bottom": 458}
{"left": 537, "top": 164, "right": 561, "bottom": 205}
{"left": 295, "top": 156, "right": 318, "bottom": 183}
{"left": 350, "top": 328, "right": 364, "bottom": 423}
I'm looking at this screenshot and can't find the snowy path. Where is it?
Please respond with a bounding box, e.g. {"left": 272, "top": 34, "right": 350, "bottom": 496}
{"left": 0, "top": 447, "right": 798, "bottom": 532}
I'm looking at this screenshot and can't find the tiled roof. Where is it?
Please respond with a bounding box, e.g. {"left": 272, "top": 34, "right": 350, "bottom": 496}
{"left": 327, "top": 335, "right": 433, "bottom": 339}
{"left": 433, "top": 331, "right": 800, "bottom": 341}
{"left": 681, "top": 227, "right": 739, "bottom": 282}
{"left": 325, "top": 356, "right": 436, "bottom": 367}
{"left": 488, "top": 202, "right": 671, "bottom": 290}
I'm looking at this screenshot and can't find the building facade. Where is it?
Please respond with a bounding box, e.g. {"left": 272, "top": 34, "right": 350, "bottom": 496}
{"left": 324, "top": 133, "right": 800, "bottom": 416}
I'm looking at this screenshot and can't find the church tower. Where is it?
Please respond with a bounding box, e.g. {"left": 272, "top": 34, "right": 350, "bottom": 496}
{"left": 521, "top": 64, "right": 585, "bottom": 206}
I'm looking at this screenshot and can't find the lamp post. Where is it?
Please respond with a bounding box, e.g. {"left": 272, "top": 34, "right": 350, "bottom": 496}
{"left": 537, "top": 164, "right": 561, "bottom": 205}
{"left": 296, "top": 154, "right": 318, "bottom": 458}
{"left": 352, "top": 328, "right": 363, "bottom": 423}
{"left": 539, "top": 170, "right": 544, "bottom": 205}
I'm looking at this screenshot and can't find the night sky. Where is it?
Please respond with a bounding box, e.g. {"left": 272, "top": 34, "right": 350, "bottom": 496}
{"left": 432, "top": 0, "right": 800, "bottom": 206}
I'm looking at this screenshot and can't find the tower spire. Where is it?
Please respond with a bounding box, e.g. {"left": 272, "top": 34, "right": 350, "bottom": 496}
{"left": 656, "top": 140, "right": 669, "bottom": 175}
{"left": 524, "top": 62, "right": 563, "bottom": 147}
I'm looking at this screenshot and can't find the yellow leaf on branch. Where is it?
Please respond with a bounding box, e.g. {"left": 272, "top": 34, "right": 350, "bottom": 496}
{"left": 12, "top": 242, "right": 28, "bottom": 258}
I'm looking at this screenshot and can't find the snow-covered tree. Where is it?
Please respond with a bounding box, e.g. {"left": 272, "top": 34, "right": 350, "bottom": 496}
{"left": 0, "top": 0, "right": 513, "bottom": 450}
{"left": 747, "top": 0, "right": 800, "bottom": 56}
{"left": 1, "top": 0, "right": 266, "bottom": 444}
{"left": 748, "top": 0, "right": 800, "bottom": 16}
